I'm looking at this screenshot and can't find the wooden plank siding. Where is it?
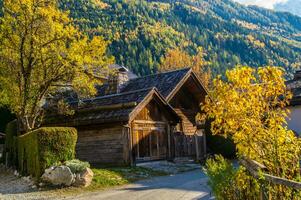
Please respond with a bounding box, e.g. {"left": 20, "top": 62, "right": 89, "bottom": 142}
{"left": 76, "top": 126, "right": 130, "bottom": 166}
{"left": 131, "top": 99, "right": 171, "bottom": 162}
{"left": 168, "top": 77, "right": 207, "bottom": 160}
{"left": 172, "top": 131, "right": 206, "bottom": 160}
{"left": 174, "top": 108, "right": 197, "bottom": 135}
{"left": 132, "top": 121, "right": 167, "bottom": 161}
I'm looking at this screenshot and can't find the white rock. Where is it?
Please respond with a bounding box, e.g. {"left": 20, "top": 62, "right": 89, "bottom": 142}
{"left": 14, "top": 170, "right": 19, "bottom": 176}
{"left": 38, "top": 182, "right": 45, "bottom": 187}
{"left": 73, "top": 168, "right": 94, "bottom": 187}
{"left": 41, "top": 166, "right": 74, "bottom": 186}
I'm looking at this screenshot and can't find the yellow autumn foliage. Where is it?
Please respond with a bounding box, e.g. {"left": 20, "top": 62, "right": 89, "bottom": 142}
{"left": 159, "top": 47, "right": 211, "bottom": 88}
{"left": 202, "top": 66, "right": 301, "bottom": 181}
{"left": 0, "top": 0, "right": 113, "bottom": 132}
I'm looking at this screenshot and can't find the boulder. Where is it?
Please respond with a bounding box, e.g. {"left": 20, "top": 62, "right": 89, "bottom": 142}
{"left": 73, "top": 167, "right": 94, "bottom": 187}
{"left": 41, "top": 166, "right": 74, "bottom": 186}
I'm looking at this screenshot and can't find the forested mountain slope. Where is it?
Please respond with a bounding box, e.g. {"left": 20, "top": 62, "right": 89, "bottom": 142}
{"left": 61, "top": 0, "right": 301, "bottom": 76}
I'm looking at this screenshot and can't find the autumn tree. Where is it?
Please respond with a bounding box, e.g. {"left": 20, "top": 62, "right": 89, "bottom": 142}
{"left": 159, "top": 47, "right": 211, "bottom": 87}
{"left": 0, "top": 0, "right": 113, "bottom": 132}
{"left": 159, "top": 47, "right": 192, "bottom": 72}
{"left": 202, "top": 66, "right": 301, "bottom": 198}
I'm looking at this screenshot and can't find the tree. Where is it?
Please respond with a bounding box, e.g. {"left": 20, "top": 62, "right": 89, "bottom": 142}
{"left": 159, "top": 47, "right": 192, "bottom": 72}
{"left": 0, "top": 0, "right": 113, "bottom": 132}
{"left": 159, "top": 47, "right": 211, "bottom": 88}
{"left": 191, "top": 47, "right": 211, "bottom": 88}
{"left": 202, "top": 66, "right": 301, "bottom": 198}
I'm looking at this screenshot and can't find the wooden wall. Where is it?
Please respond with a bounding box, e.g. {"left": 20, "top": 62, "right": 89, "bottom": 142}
{"left": 171, "top": 129, "right": 206, "bottom": 161}
{"left": 174, "top": 108, "right": 196, "bottom": 135}
{"left": 76, "top": 125, "right": 130, "bottom": 166}
{"left": 169, "top": 76, "right": 207, "bottom": 160}
{"left": 131, "top": 99, "right": 171, "bottom": 162}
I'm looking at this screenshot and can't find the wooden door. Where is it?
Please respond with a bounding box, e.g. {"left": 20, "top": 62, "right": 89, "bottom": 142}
{"left": 132, "top": 121, "right": 167, "bottom": 161}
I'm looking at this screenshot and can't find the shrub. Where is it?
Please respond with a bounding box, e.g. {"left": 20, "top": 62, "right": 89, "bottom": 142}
{"left": 65, "top": 159, "right": 90, "bottom": 173}
{"left": 3, "top": 120, "right": 18, "bottom": 166}
{"left": 17, "top": 127, "right": 77, "bottom": 178}
{"left": 205, "top": 155, "right": 259, "bottom": 200}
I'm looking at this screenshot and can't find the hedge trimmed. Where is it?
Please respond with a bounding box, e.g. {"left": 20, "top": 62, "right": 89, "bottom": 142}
{"left": 3, "top": 120, "right": 18, "bottom": 166}
{"left": 18, "top": 127, "right": 77, "bottom": 178}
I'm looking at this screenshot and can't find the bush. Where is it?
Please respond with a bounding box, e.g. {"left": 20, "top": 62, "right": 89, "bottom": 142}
{"left": 17, "top": 127, "right": 77, "bottom": 178}
{"left": 65, "top": 159, "right": 90, "bottom": 173}
{"left": 3, "top": 120, "right": 18, "bottom": 166}
{"left": 205, "top": 155, "right": 259, "bottom": 200}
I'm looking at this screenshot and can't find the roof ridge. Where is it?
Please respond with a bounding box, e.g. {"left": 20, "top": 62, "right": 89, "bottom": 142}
{"left": 80, "top": 87, "right": 155, "bottom": 103}
{"left": 132, "top": 67, "right": 191, "bottom": 80}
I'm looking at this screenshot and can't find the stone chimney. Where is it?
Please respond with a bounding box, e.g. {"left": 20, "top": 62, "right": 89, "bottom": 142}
{"left": 105, "top": 67, "right": 129, "bottom": 95}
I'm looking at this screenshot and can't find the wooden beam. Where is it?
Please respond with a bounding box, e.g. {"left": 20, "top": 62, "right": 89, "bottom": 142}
{"left": 240, "top": 158, "right": 301, "bottom": 190}
{"left": 79, "top": 102, "right": 137, "bottom": 113}
{"left": 133, "top": 120, "right": 167, "bottom": 125}
{"left": 167, "top": 124, "right": 171, "bottom": 160}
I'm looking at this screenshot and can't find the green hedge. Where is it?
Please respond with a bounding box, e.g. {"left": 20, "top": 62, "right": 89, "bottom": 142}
{"left": 18, "top": 127, "right": 77, "bottom": 178}
{"left": 3, "top": 120, "right": 18, "bottom": 166}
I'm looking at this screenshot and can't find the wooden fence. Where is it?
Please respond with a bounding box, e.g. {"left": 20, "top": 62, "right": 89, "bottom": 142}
{"left": 240, "top": 158, "right": 301, "bottom": 200}
{"left": 171, "top": 130, "right": 206, "bottom": 161}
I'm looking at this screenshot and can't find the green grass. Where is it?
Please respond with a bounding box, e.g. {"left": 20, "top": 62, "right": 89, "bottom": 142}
{"left": 89, "top": 166, "right": 167, "bottom": 190}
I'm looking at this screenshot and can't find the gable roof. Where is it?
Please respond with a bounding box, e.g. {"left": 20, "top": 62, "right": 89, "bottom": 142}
{"left": 45, "top": 88, "right": 179, "bottom": 126}
{"left": 121, "top": 68, "right": 192, "bottom": 99}
{"left": 45, "top": 67, "right": 208, "bottom": 126}
{"left": 121, "top": 68, "right": 208, "bottom": 102}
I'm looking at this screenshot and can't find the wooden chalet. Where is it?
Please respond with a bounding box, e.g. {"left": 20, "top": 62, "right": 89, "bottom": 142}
{"left": 46, "top": 66, "right": 208, "bottom": 166}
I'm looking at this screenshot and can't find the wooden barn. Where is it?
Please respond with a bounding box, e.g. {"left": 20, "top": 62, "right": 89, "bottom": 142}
{"left": 46, "top": 66, "right": 208, "bottom": 166}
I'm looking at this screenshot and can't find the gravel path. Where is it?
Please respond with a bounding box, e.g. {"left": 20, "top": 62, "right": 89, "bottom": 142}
{"left": 0, "top": 165, "right": 60, "bottom": 200}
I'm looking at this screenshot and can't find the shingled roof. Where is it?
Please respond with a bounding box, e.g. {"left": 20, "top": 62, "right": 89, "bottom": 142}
{"left": 45, "top": 67, "right": 204, "bottom": 126}
{"left": 287, "top": 70, "right": 301, "bottom": 106}
{"left": 46, "top": 88, "right": 179, "bottom": 126}
{"left": 121, "top": 68, "right": 192, "bottom": 98}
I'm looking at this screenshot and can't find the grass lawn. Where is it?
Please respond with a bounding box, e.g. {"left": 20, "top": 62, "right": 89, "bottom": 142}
{"left": 89, "top": 166, "right": 167, "bottom": 190}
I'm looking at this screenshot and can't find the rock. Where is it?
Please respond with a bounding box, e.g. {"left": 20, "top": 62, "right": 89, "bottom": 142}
{"left": 14, "top": 170, "right": 19, "bottom": 176}
{"left": 22, "top": 176, "right": 31, "bottom": 183}
{"left": 38, "top": 182, "right": 45, "bottom": 187}
{"left": 73, "top": 168, "right": 94, "bottom": 187}
{"left": 41, "top": 166, "right": 74, "bottom": 186}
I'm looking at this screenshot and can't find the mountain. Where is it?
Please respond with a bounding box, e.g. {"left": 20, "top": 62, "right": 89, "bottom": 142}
{"left": 275, "top": 0, "right": 301, "bottom": 17}
{"left": 59, "top": 0, "right": 301, "bottom": 77}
